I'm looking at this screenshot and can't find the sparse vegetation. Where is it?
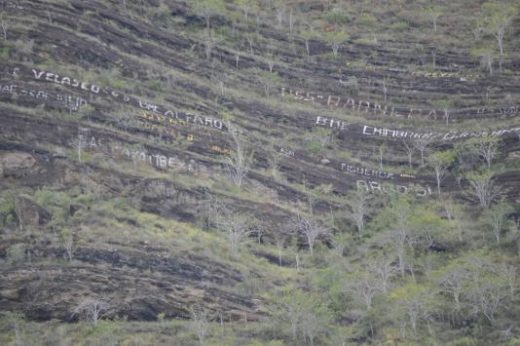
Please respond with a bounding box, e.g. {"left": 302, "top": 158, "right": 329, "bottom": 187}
{"left": 0, "top": 0, "right": 519, "bottom": 345}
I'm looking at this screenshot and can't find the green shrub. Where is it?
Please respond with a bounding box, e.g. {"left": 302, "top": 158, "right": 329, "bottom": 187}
{"left": 0, "top": 194, "right": 15, "bottom": 226}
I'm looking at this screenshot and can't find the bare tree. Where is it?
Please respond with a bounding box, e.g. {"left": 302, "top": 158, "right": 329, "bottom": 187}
{"left": 348, "top": 190, "right": 369, "bottom": 233}
{"left": 300, "top": 309, "right": 323, "bottom": 346}
{"left": 273, "top": 6, "right": 283, "bottom": 27}
{"left": 190, "top": 306, "right": 210, "bottom": 346}
{"left": 252, "top": 221, "right": 267, "bottom": 244}
{"left": 280, "top": 292, "right": 303, "bottom": 341}
{"left": 325, "top": 30, "right": 348, "bottom": 58}
{"left": 382, "top": 78, "right": 388, "bottom": 102}
{"left": 377, "top": 144, "right": 386, "bottom": 170}
{"left": 475, "top": 137, "right": 499, "bottom": 169}
{"left": 439, "top": 268, "right": 469, "bottom": 312}
{"left": 443, "top": 197, "right": 464, "bottom": 241}
{"left": 391, "top": 228, "right": 409, "bottom": 277}
{"left": 236, "top": 0, "right": 257, "bottom": 23}
{"left": 401, "top": 139, "right": 415, "bottom": 169}
{"left": 474, "top": 48, "right": 495, "bottom": 75}
{"left": 211, "top": 69, "right": 228, "bottom": 96}
{"left": 368, "top": 258, "right": 396, "bottom": 294}
{"left": 426, "top": 6, "right": 443, "bottom": 33}
{"left": 193, "top": 0, "right": 225, "bottom": 32}
{"left": 469, "top": 281, "right": 504, "bottom": 325}
{"left": 255, "top": 70, "right": 281, "bottom": 98}
{"left": 467, "top": 171, "right": 501, "bottom": 209}
{"left": 404, "top": 296, "right": 431, "bottom": 335}
{"left": 413, "top": 137, "right": 433, "bottom": 167}
{"left": 274, "top": 232, "right": 288, "bottom": 266}
{"left": 225, "top": 122, "right": 253, "bottom": 187}
{"left": 386, "top": 199, "right": 413, "bottom": 277}
{"left": 266, "top": 143, "right": 283, "bottom": 179}
{"left": 480, "top": 2, "right": 517, "bottom": 72}
{"left": 0, "top": 12, "right": 8, "bottom": 41}
{"left": 352, "top": 274, "right": 380, "bottom": 310}
{"left": 288, "top": 7, "right": 295, "bottom": 35}
{"left": 497, "top": 264, "right": 517, "bottom": 298}
{"left": 292, "top": 213, "right": 330, "bottom": 256}
{"left": 69, "top": 128, "right": 89, "bottom": 163}
{"left": 72, "top": 298, "right": 111, "bottom": 325}
{"left": 427, "top": 152, "right": 452, "bottom": 195}
{"left": 245, "top": 33, "right": 255, "bottom": 55}
{"left": 63, "top": 231, "right": 76, "bottom": 262}
{"left": 432, "top": 161, "right": 447, "bottom": 196}
{"left": 210, "top": 199, "right": 252, "bottom": 256}
{"left": 483, "top": 202, "right": 512, "bottom": 243}
{"left": 202, "top": 32, "right": 224, "bottom": 61}
{"left": 264, "top": 50, "right": 276, "bottom": 73}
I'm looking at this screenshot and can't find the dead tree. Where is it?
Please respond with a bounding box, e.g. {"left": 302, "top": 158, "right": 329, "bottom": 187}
{"left": 64, "top": 232, "right": 76, "bottom": 261}
{"left": 225, "top": 123, "right": 253, "bottom": 187}
{"left": 483, "top": 202, "right": 511, "bottom": 243}
{"left": 348, "top": 190, "right": 369, "bottom": 233}
{"left": 427, "top": 153, "right": 451, "bottom": 195}
{"left": 292, "top": 213, "right": 330, "bottom": 256}
{"left": 413, "top": 137, "right": 433, "bottom": 167}
{"left": 401, "top": 139, "right": 415, "bottom": 169}
{"left": 351, "top": 274, "right": 380, "bottom": 310}
{"left": 202, "top": 32, "right": 224, "bottom": 61}
{"left": 439, "top": 268, "right": 469, "bottom": 312}
{"left": 72, "top": 298, "right": 111, "bottom": 325}
{"left": 69, "top": 128, "right": 89, "bottom": 163}
{"left": 476, "top": 137, "right": 498, "bottom": 169}
{"left": 274, "top": 232, "right": 288, "bottom": 266}
{"left": 467, "top": 171, "right": 501, "bottom": 209}
{"left": 0, "top": 13, "right": 8, "bottom": 41}
{"left": 190, "top": 306, "right": 210, "bottom": 346}
{"left": 211, "top": 199, "right": 252, "bottom": 256}
{"left": 368, "top": 258, "right": 396, "bottom": 294}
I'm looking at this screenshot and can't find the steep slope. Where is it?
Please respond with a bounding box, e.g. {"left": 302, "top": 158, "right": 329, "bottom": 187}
{"left": 0, "top": 0, "right": 519, "bottom": 345}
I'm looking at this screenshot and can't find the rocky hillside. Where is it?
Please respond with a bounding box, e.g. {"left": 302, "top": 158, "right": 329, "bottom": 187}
{"left": 0, "top": 0, "right": 519, "bottom": 345}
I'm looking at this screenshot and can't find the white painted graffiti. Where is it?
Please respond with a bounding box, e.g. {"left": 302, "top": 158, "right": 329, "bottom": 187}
{"left": 67, "top": 134, "right": 208, "bottom": 174}
{"left": 27, "top": 67, "right": 226, "bottom": 132}
{"left": 32, "top": 69, "right": 100, "bottom": 94}
{"left": 117, "top": 146, "right": 203, "bottom": 173}
{"left": 139, "top": 107, "right": 224, "bottom": 130}
{"left": 362, "top": 125, "right": 520, "bottom": 141}
{"left": 0, "top": 83, "right": 88, "bottom": 111}
{"left": 315, "top": 116, "right": 349, "bottom": 130}
{"left": 356, "top": 180, "right": 432, "bottom": 197}
{"left": 341, "top": 164, "right": 395, "bottom": 180}
{"left": 279, "top": 147, "right": 295, "bottom": 157}
{"left": 283, "top": 87, "right": 519, "bottom": 120}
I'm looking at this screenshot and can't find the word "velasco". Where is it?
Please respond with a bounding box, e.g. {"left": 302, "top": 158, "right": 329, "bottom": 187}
{"left": 32, "top": 69, "right": 100, "bottom": 94}
{"left": 362, "top": 125, "right": 520, "bottom": 141}
{"left": 29, "top": 67, "right": 225, "bottom": 132}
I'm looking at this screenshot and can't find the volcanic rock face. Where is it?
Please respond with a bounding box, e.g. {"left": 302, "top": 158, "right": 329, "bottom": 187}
{"left": 0, "top": 0, "right": 519, "bottom": 335}
{"left": 14, "top": 196, "right": 51, "bottom": 230}
{"left": 0, "top": 152, "right": 37, "bottom": 177}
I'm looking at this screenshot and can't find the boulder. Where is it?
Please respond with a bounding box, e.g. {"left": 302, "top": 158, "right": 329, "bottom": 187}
{"left": 0, "top": 152, "right": 36, "bottom": 177}
{"left": 14, "top": 196, "right": 51, "bottom": 230}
